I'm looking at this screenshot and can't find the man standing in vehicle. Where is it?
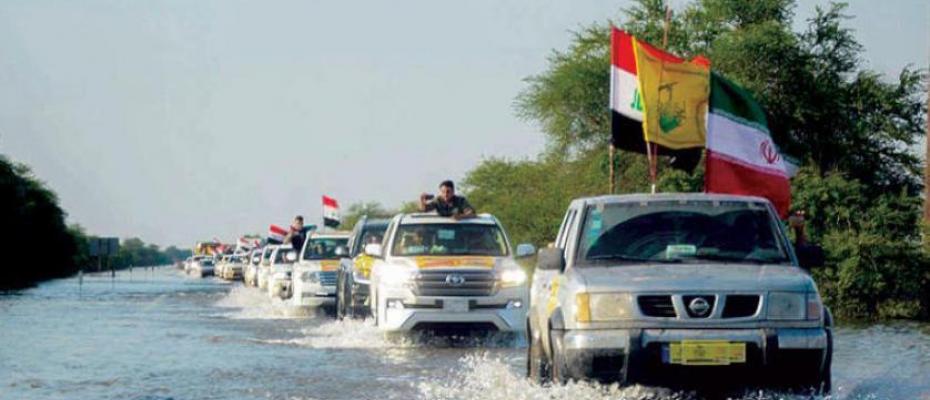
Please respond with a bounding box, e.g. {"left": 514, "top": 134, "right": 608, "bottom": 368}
{"left": 284, "top": 215, "right": 306, "bottom": 251}
{"left": 418, "top": 180, "right": 475, "bottom": 219}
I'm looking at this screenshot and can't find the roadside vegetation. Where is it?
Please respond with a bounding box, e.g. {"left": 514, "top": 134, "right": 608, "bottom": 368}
{"left": 1, "top": 155, "right": 188, "bottom": 290}
{"left": 462, "top": 0, "right": 929, "bottom": 321}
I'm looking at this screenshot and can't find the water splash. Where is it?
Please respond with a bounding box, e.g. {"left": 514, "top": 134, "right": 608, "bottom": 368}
{"left": 213, "top": 285, "right": 301, "bottom": 320}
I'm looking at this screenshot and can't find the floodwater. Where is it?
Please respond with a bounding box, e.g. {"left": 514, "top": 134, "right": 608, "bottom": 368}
{"left": 1, "top": 268, "right": 928, "bottom": 400}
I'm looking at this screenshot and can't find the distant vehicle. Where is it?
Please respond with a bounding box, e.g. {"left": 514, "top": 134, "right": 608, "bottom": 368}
{"left": 188, "top": 256, "right": 215, "bottom": 278}
{"left": 215, "top": 255, "right": 231, "bottom": 279}
{"left": 221, "top": 254, "right": 246, "bottom": 280}
{"left": 368, "top": 213, "right": 534, "bottom": 333}
{"left": 256, "top": 245, "right": 277, "bottom": 290}
{"left": 267, "top": 245, "right": 297, "bottom": 299}
{"left": 289, "top": 231, "right": 351, "bottom": 312}
{"left": 335, "top": 217, "right": 390, "bottom": 319}
{"left": 244, "top": 249, "right": 263, "bottom": 287}
{"left": 526, "top": 193, "right": 832, "bottom": 393}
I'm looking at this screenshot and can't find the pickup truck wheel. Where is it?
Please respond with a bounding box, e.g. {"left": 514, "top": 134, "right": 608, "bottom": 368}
{"left": 549, "top": 329, "right": 569, "bottom": 384}
{"left": 526, "top": 328, "right": 550, "bottom": 384}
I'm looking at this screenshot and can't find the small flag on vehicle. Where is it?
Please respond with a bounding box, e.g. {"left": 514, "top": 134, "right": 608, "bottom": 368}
{"left": 322, "top": 195, "right": 340, "bottom": 228}
{"left": 268, "top": 224, "right": 287, "bottom": 244}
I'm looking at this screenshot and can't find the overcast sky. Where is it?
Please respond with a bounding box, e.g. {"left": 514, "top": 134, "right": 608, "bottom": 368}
{"left": 2, "top": 0, "right": 927, "bottom": 248}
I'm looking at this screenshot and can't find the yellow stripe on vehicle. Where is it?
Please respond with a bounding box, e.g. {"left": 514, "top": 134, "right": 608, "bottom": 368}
{"left": 413, "top": 256, "right": 494, "bottom": 269}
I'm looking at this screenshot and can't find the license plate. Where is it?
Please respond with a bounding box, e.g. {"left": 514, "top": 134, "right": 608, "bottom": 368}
{"left": 666, "top": 341, "right": 746, "bottom": 366}
{"left": 445, "top": 299, "right": 469, "bottom": 312}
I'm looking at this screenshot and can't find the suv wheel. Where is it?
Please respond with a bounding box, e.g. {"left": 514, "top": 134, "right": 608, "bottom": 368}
{"left": 335, "top": 272, "right": 346, "bottom": 320}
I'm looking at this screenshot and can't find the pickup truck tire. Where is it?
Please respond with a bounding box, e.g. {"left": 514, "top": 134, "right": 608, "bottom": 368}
{"left": 526, "top": 327, "right": 550, "bottom": 384}
{"left": 548, "top": 328, "right": 572, "bottom": 384}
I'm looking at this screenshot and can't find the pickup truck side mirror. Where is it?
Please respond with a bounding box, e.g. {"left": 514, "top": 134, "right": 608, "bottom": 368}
{"left": 364, "top": 243, "right": 383, "bottom": 258}
{"left": 537, "top": 248, "right": 565, "bottom": 271}
{"left": 796, "top": 244, "right": 825, "bottom": 270}
{"left": 515, "top": 243, "right": 536, "bottom": 258}
{"left": 335, "top": 246, "right": 348, "bottom": 257}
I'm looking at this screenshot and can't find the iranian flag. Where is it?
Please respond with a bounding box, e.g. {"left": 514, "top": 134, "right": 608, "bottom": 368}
{"left": 268, "top": 224, "right": 287, "bottom": 244}
{"left": 322, "top": 195, "right": 340, "bottom": 228}
{"left": 610, "top": 27, "right": 703, "bottom": 171}
{"left": 705, "top": 72, "right": 790, "bottom": 217}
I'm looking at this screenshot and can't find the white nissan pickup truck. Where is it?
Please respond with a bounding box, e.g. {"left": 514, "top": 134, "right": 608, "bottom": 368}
{"left": 527, "top": 193, "right": 832, "bottom": 394}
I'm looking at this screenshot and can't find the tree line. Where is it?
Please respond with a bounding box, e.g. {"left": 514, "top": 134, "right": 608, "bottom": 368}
{"left": 1, "top": 155, "right": 188, "bottom": 290}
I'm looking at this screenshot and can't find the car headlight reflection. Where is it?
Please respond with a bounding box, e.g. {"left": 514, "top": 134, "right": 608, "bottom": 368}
{"left": 499, "top": 268, "right": 527, "bottom": 287}
{"left": 576, "top": 292, "right": 634, "bottom": 322}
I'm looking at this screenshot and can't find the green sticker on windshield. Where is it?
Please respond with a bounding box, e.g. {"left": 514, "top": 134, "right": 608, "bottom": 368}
{"left": 666, "top": 244, "right": 697, "bottom": 259}
{"left": 587, "top": 209, "right": 603, "bottom": 245}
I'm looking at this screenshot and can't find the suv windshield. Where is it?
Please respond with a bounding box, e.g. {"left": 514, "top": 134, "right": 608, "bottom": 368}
{"left": 302, "top": 237, "right": 349, "bottom": 260}
{"left": 391, "top": 223, "right": 508, "bottom": 257}
{"left": 577, "top": 200, "right": 791, "bottom": 265}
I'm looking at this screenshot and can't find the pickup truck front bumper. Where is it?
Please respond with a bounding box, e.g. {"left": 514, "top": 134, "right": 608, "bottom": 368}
{"left": 553, "top": 327, "right": 830, "bottom": 384}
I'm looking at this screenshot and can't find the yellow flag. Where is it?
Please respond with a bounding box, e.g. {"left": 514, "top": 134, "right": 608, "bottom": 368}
{"left": 633, "top": 40, "right": 710, "bottom": 149}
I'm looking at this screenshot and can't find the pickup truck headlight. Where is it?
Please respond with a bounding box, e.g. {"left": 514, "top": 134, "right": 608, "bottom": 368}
{"left": 768, "top": 292, "right": 808, "bottom": 320}
{"left": 499, "top": 268, "right": 527, "bottom": 288}
{"left": 576, "top": 292, "right": 634, "bottom": 322}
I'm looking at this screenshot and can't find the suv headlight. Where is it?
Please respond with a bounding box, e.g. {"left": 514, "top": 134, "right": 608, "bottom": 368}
{"left": 499, "top": 268, "right": 527, "bottom": 288}
{"left": 768, "top": 292, "right": 820, "bottom": 320}
{"left": 576, "top": 292, "right": 634, "bottom": 322}
{"left": 301, "top": 271, "right": 320, "bottom": 283}
{"left": 381, "top": 268, "right": 415, "bottom": 287}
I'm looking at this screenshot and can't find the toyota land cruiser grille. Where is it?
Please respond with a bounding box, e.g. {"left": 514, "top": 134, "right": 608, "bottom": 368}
{"left": 637, "top": 295, "right": 676, "bottom": 317}
{"left": 319, "top": 271, "right": 337, "bottom": 287}
{"left": 412, "top": 270, "right": 497, "bottom": 297}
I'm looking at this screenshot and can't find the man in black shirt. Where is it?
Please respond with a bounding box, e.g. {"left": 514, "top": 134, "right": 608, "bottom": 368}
{"left": 418, "top": 180, "right": 475, "bottom": 219}
{"left": 284, "top": 215, "right": 307, "bottom": 251}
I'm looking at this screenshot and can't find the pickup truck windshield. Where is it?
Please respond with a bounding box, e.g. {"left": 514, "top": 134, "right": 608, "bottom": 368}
{"left": 302, "top": 238, "right": 349, "bottom": 260}
{"left": 577, "top": 200, "right": 791, "bottom": 265}
{"left": 391, "top": 223, "right": 508, "bottom": 257}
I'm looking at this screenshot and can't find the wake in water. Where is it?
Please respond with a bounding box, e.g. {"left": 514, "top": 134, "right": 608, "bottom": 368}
{"left": 213, "top": 285, "right": 306, "bottom": 319}
{"left": 414, "top": 353, "right": 859, "bottom": 400}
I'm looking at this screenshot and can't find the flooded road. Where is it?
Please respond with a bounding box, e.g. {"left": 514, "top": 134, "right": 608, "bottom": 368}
{"left": 1, "top": 268, "right": 928, "bottom": 400}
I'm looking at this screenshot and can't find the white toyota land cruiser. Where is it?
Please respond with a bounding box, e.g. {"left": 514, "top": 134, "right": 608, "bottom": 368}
{"left": 367, "top": 213, "right": 535, "bottom": 333}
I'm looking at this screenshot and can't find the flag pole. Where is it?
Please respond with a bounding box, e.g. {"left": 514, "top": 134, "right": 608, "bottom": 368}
{"left": 609, "top": 143, "right": 616, "bottom": 194}
{"left": 923, "top": 77, "right": 930, "bottom": 223}
{"left": 648, "top": 4, "right": 673, "bottom": 194}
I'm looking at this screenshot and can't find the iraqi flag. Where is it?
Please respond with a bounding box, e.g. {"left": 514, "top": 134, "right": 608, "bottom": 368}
{"left": 322, "top": 195, "right": 340, "bottom": 228}
{"left": 267, "top": 224, "right": 287, "bottom": 244}
{"left": 705, "top": 72, "right": 790, "bottom": 218}
{"left": 610, "top": 27, "right": 703, "bottom": 171}
{"left": 237, "top": 237, "right": 254, "bottom": 251}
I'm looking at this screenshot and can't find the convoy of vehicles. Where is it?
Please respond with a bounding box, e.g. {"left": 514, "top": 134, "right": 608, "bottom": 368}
{"left": 288, "top": 232, "right": 350, "bottom": 311}
{"left": 366, "top": 213, "right": 534, "bottom": 333}
{"left": 182, "top": 192, "right": 830, "bottom": 392}
{"left": 336, "top": 217, "right": 390, "bottom": 319}
{"left": 525, "top": 193, "right": 831, "bottom": 391}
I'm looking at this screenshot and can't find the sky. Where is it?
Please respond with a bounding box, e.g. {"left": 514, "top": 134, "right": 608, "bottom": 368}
{"left": 1, "top": 0, "right": 927, "bottom": 248}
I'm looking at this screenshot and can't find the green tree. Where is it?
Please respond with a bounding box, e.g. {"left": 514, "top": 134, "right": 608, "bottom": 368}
{"left": 465, "top": 0, "right": 928, "bottom": 320}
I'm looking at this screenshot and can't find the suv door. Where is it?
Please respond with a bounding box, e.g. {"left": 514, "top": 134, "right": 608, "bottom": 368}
{"left": 531, "top": 205, "right": 578, "bottom": 343}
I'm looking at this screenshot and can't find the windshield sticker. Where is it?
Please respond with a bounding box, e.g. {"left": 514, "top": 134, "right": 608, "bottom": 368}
{"left": 587, "top": 209, "right": 603, "bottom": 245}
{"left": 437, "top": 229, "right": 455, "bottom": 240}
{"left": 666, "top": 244, "right": 697, "bottom": 259}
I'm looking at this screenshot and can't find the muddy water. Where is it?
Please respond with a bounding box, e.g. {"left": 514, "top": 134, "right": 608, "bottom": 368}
{"left": 1, "top": 268, "right": 928, "bottom": 400}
